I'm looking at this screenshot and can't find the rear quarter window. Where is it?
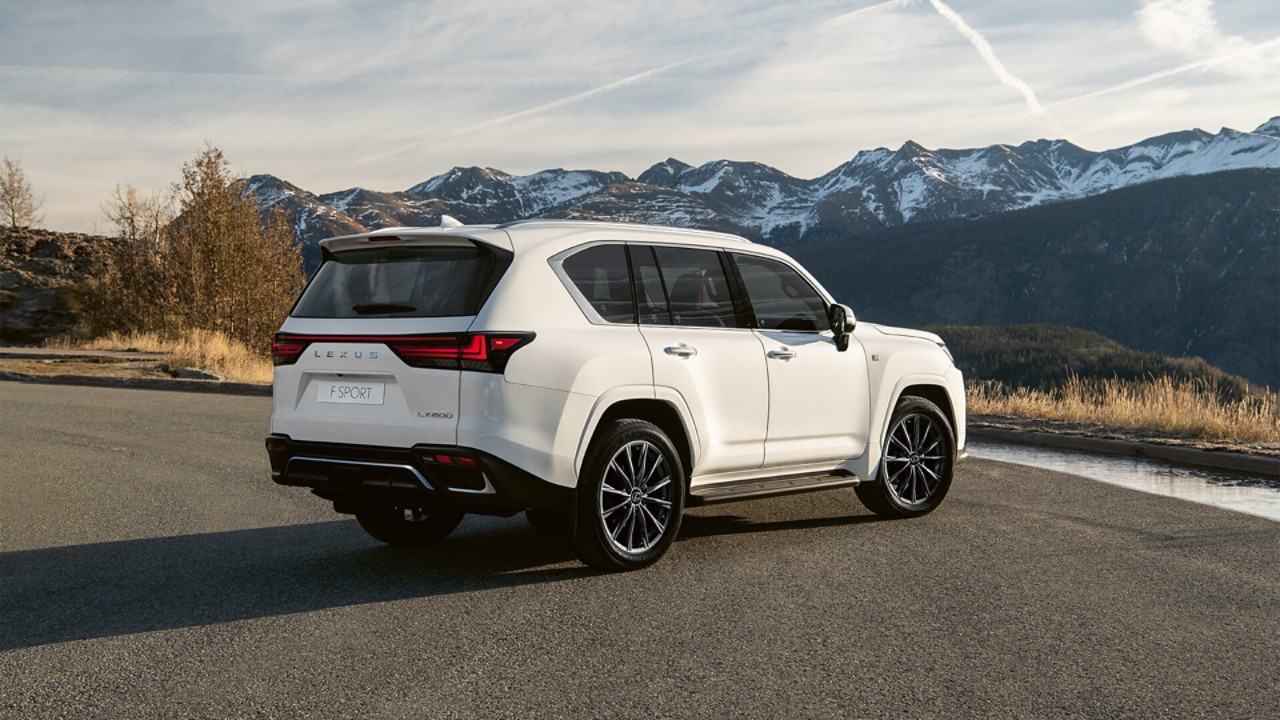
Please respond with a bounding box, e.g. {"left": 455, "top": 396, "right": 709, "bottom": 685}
{"left": 560, "top": 244, "right": 635, "bottom": 323}
{"left": 291, "top": 244, "right": 507, "bottom": 318}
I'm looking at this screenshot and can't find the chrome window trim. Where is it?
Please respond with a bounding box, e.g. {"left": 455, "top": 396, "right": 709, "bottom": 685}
{"left": 551, "top": 240, "right": 826, "bottom": 333}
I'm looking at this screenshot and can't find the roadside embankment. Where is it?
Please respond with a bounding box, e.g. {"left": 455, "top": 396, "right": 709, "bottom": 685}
{"left": 970, "top": 414, "right": 1279, "bottom": 477}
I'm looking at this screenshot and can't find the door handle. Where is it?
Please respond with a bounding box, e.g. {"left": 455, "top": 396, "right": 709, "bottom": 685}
{"left": 767, "top": 349, "right": 797, "bottom": 360}
{"left": 664, "top": 344, "right": 698, "bottom": 358}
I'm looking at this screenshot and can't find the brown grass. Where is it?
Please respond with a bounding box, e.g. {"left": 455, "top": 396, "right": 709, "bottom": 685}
{"left": 969, "top": 375, "right": 1280, "bottom": 444}
{"left": 49, "top": 329, "right": 273, "bottom": 384}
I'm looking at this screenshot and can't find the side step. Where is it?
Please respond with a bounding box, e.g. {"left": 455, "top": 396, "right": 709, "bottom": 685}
{"left": 688, "top": 471, "right": 860, "bottom": 506}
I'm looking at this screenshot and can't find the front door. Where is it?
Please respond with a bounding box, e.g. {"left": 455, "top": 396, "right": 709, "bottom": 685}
{"left": 731, "top": 253, "right": 869, "bottom": 468}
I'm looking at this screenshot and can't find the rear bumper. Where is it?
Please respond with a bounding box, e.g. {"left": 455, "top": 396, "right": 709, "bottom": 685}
{"left": 265, "top": 435, "right": 572, "bottom": 515}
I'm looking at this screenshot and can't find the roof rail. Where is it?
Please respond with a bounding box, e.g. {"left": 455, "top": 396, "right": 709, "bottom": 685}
{"left": 495, "top": 218, "right": 751, "bottom": 243}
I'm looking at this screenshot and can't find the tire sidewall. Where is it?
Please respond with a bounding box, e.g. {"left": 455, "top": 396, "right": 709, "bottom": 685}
{"left": 877, "top": 398, "right": 955, "bottom": 515}
{"left": 576, "top": 420, "right": 686, "bottom": 570}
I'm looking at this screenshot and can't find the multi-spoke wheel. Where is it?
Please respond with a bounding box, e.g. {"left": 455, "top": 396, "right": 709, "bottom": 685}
{"left": 856, "top": 396, "right": 955, "bottom": 518}
{"left": 572, "top": 419, "right": 685, "bottom": 571}
{"left": 356, "top": 505, "right": 465, "bottom": 546}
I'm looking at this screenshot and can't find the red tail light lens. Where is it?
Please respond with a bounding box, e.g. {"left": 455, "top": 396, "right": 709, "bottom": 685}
{"left": 271, "top": 333, "right": 307, "bottom": 366}
{"left": 268, "top": 333, "right": 534, "bottom": 373}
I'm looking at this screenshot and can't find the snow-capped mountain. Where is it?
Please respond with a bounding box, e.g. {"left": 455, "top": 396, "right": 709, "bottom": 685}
{"left": 250, "top": 117, "right": 1280, "bottom": 263}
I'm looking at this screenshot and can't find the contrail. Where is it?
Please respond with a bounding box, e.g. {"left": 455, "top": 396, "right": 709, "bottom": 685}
{"left": 927, "top": 0, "right": 1047, "bottom": 116}
{"left": 447, "top": 54, "right": 720, "bottom": 138}
{"left": 357, "top": 54, "right": 719, "bottom": 165}
{"left": 1048, "top": 36, "right": 1280, "bottom": 108}
{"left": 824, "top": 0, "right": 920, "bottom": 28}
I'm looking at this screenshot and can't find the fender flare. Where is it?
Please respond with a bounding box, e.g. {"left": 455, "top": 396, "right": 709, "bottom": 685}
{"left": 572, "top": 385, "right": 701, "bottom": 476}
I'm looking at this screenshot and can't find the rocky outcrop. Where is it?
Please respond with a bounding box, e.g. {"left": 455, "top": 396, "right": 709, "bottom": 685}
{"left": 0, "top": 228, "right": 121, "bottom": 343}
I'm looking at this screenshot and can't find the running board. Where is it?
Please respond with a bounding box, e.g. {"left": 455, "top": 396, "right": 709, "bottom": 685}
{"left": 688, "top": 472, "right": 859, "bottom": 506}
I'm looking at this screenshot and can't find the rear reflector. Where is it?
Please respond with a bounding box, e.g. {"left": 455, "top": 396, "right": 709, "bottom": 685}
{"left": 270, "top": 333, "right": 534, "bottom": 373}
{"left": 430, "top": 454, "right": 477, "bottom": 465}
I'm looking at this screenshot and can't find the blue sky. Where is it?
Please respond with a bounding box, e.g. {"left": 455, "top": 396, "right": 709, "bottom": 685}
{"left": 2, "top": 0, "right": 1277, "bottom": 232}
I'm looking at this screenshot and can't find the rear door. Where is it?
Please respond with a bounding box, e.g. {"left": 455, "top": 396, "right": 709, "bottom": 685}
{"left": 271, "top": 239, "right": 509, "bottom": 448}
{"left": 730, "top": 252, "right": 869, "bottom": 468}
{"left": 635, "top": 244, "right": 769, "bottom": 476}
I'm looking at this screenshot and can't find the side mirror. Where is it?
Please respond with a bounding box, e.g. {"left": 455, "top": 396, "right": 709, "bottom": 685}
{"left": 828, "top": 304, "right": 856, "bottom": 352}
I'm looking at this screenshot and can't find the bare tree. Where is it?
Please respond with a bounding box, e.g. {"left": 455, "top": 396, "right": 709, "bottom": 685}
{"left": 102, "top": 184, "right": 175, "bottom": 249}
{"left": 0, "top": 156, "right": 45, "bottom": 229}
{"left": 82, "top": 143, "right": 305, "bottom": 352}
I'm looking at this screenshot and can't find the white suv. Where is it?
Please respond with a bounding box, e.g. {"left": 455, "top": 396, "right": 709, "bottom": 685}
{"left": 266, "top": 218, "right": 965, "bottom": 570}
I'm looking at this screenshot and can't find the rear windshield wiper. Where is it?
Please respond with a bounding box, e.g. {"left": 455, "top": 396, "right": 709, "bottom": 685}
{"left": 352, "top": 303, "right": 417, "bottom": 315}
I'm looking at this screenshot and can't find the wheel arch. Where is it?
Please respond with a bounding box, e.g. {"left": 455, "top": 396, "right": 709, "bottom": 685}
{"left": 853, "top": 372, "right": 963, "bottom": 484}
{"left": 576, "top": 394, "right": 697, "bottom": 483}
{"left": 895, "top": 383, "right": 957, "bottom": 438}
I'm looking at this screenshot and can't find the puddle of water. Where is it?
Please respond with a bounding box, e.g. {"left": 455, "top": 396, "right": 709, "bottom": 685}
{"left": 967, "top": 441, "right": 1280, "bottom": 522}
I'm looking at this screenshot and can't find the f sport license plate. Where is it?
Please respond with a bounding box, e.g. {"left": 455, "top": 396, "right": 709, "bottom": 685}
{"left": 317, "top": 380, "right": 385, "bottom": 405}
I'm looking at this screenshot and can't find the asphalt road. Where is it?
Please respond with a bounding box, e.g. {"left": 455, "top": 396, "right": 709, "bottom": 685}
{"left": 2, "top": 382, "right": 1278, "bottom": 719}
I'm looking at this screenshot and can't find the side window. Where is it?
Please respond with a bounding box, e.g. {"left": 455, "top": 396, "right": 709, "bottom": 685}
{"left": 732, "top": 254, "right": 828, "bottom": 332}
{"left": 561, "top": 244, "right": 635, "bottom": 323}
{"left": 653, "top": 246, "right": 739, "bottom": 329}
{"left": 629, "top": 245, "right": 672, "bottom": 325}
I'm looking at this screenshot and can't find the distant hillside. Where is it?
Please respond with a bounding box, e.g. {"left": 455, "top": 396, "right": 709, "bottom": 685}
{"left": 926, "top": 324, "right": 1254, "bottom": 399}
{"left": 792, "top": 170, "right": 1280, "bottom": 388}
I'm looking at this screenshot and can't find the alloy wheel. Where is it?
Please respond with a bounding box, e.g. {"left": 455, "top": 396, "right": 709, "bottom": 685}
{"left": 882, "top": 413, "right": 947, "bottom": 506}
{"left": 598, "top": 440, "right": 673, "bottom": 554}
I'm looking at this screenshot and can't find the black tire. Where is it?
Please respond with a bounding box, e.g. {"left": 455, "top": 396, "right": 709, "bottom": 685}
{"left": 355, "top": 505, "right": 465, "bottom": 546}
{"left": 855, "top": 396, "right": 956, "bottom": 518}
{"left": 525, "top": 507, "right": 573, "bottom": 539}
{"left": 571, "top": 419, "right": 686, "bottom": 571}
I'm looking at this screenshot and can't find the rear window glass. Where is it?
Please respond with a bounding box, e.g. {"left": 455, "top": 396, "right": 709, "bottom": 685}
{"left": 292, "top": 244, "right": 503, "bottom": 318}
{"left": 654, "top": 246, "right": 739, "bottom": 328}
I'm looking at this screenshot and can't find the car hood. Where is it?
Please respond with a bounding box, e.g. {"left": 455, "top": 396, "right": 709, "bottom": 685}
{"left": 861, "top": 322, "right": 944, "bottom": 345}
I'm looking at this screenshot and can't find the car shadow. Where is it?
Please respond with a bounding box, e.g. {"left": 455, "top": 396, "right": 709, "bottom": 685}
{"left": 0, "top": 517, "right": 583, "bottom": 651}
{"left": 678, "top": 511, "right": 885, "bottom": 539}
{"left": 2, "top": 508, "right": 882, "bottom": 651}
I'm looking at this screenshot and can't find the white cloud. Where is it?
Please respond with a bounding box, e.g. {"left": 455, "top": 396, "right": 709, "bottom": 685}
{"left": 824, "top": 0, "right": 921, "bottom": 28}
{"left": 1136, "top": 0, "right": 1276, "bottom": 77}
{"left": 2, "top": 0, "right": 1278, "bottom": 232}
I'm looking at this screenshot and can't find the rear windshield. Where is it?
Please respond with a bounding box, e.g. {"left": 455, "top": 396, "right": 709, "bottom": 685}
{"left": 291, "top": 244, "right": 507, "bottom": 318}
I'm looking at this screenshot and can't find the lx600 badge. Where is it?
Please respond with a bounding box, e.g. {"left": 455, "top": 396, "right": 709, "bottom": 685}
{"left": 417, "top": 411, "right": 454, "bottom": 419}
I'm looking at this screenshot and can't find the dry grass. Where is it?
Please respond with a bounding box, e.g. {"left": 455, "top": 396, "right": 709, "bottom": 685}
{"left": 969, "top": 375, "right": 1280, "bottom": 444}
{"left": 49, "top": 329, "right": 273, "bottom": 384}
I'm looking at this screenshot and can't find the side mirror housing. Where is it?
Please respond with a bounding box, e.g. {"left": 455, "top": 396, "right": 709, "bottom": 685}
{"left": 828, "top": 304, "right": 856, "bottom": 352}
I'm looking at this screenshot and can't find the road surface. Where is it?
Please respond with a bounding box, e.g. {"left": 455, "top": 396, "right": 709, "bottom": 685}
{"left": 2, "top": 382, "right": 1277, "bottom": 718}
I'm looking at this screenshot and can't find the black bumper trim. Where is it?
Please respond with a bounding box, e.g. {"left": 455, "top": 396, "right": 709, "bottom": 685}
{"left": 266, "top": 435, "right": 572, "bottom": 514}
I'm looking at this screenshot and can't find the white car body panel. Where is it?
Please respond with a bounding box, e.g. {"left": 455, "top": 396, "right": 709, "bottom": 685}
{"left": 640, "top": 324, "right": 769, "bottom": 478}
{"left": 753, "top": 329, "right": 870, "bottom": 468}
{"left": 269, "top": 219, "right": 964, "bottom": 504}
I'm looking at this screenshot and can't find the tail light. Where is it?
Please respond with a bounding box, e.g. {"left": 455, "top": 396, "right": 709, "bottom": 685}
{"left": 269, "top": 333, "right": 534, "bottom": 373}
{"left": 271, "top": 333, "right": 307, "bottom": 366}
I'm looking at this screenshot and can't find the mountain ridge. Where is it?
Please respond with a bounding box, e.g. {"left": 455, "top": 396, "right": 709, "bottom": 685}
{"left": 248, "top": 117, "right": 1280, "bottom": 264}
